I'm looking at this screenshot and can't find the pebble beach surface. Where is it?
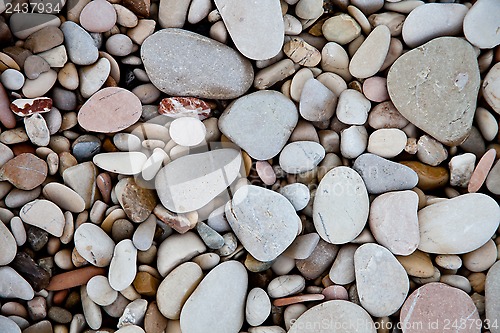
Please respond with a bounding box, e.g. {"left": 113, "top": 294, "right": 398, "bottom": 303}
{"left": 0, "top": 1, "right": 499, "bottom": 333}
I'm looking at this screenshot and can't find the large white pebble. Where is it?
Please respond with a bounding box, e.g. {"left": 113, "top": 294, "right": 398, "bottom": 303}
{"left": 74, "top": 223, "right": 115, "bottom": 267}
{"left": 169, "top": 117, "right": 207, "bottom": 147}
{"left": 108, "top": 239, "right": 137, "bottom": 291}
{"left": 246, "top": 287, "right": 271, "bottom": 326}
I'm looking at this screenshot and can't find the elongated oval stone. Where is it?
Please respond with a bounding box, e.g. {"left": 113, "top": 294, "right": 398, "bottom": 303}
{"left": 156, "top": 148, "right": 242, "bottom": 213}
{"left": 354, "top": 243, "right": 409, "bottom": 317}
{"left": 180, "top": 261, "right": 248, "bottom": 333}
{"left": 387, "top": 37, "right": 480, "bottom": 146}
{"left": 418, "top": 193, "right": 500, "bottom": 254}
{"left": 108, "top": 239, "right": 137, "bottom": 291}
{"left": 486, "top": 261, "right": 500, "bottom": 333}
{"left": 288, "top": 300, "right": 376, "bottom": 333}
{"left": 214, "top": 0, "right": 283, "bottom": 60}
{"left": 141, "top": 29, "right": 254, "bottom": 99}
{"left": 226, "top": 185, "right": 299, "bottom": 262}
{"left": 313, "top": 166, "right": 369, "bottom": 244}
{"left": 74, "top": 223, "right": 115, "bottom": 267}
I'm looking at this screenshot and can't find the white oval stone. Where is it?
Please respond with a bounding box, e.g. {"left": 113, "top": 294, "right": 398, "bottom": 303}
{"left": 86, "top": 275, "right": 118, "bottom": 306}
{"left": 155, "top": 148, "right": 242, "bottom": 213}
{"left": 226, "top": 185, "right": 299, "bottom": 262}
{"left": 93, "top": 152, "right": 147, "bottom": 175}
{"left": 288, "top": 300, "right": 376, "bottom": 333}
{"left": 132, "top": 215, "right": 156, "bottom": 251}
{"left": 180, "top": 261, "right": 248, "bottom": 333}
{"left": 267, "top": 275, "right": 305, "bottom": 298}
{"left": 313, "top": 166, "right": 369, "bottom": 244}
{"left": 169, "top": 117, "right": 206, "bottom": 147}
{"left": 336, "top": 89, "right": 371, "bottom": 125}
{"left": 24, "top": 113, "right": 50, "bottom": 146}
{"left": 279, "top": 183, "right": 310, "bottom": 211}
{"left": 464, "top": 0, "right": 500, "bottom": 49}
{"left": 349, "top": 25, "right": 391, "bottom": 79}
{"left": 462, "top": 239, "right": 497, "bottom": 273}
{"left": 19, "top": 199, "right": 65, "bottom": 237}
{"left": 299, "top": 79, "right": 337, "bottom": 122}
{"left": 74, "top": 223, "right": 115, "bottom": 267}
{"left": 214, "top": 0, "right": 284, "bottom": 60}
{"left": 367, "top": 128, "right": 407, "bottom": 158}
{"left": 157, "top": 232, "right": 207, "bottom": 276}
{"left": 279, "top": 141, "right": 325, "bottom": 174}
{"left": 329, "top": 243, "right": 358, "bottom": 285}
{"left": 108, "top": 239, "right": 137, "bottom": 291}
{"left": 219, "top": 90, "right": 298, "bottom": 160}
{"left": 246, "top": 287, "right": 271, "bottom": 327}
{"left": 403, "top": 3, "right": 468, "bottom": 48}
{"left": 354, "top": 243, "right": 409, "bottom": 317}
{"left": 157, "top": 262, "right": 204, "bottom": 320}
{"left": 418, "top": 193, "right": 500, "bottom": 254}
{"left": 0, "top": 220, "right": 16, "bottom": 265}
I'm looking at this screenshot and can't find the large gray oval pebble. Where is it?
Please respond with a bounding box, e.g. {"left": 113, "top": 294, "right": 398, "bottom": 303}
{"left": 354, "top": 243, "right": 409, "bottom": 317}
{"left": 226, "top": 185, "right": 299, "bottom": 262}
{"left": 0, "top": 220, "right": 16, "bottom": 265}
{"left": 0, "top": 266, "right": 34, "bottom": 300}
{"left": 418, "top": 193, "right": 500, "bottom": 254}
{"left": 313, "top": 166, "right": 369, "bottom": 244}
{"left": 155, "top": 148, "right": 242, "bottom": 213}
{"left": 214, "top": 0, "right": 283, "bottom": 60}
{"left": 219, "top": 90, "right": 298, "bottom": 160}
{"left": 60, "top": 21, "right": 99, "bottom": 65}
{"left": 141, "top": 29, "right": 254, "bottom": 99}
{"left": 180, "top": 261, "right": 248, "bottom": 333}
{"left": 279, "top": 141, "right": 325, "bottom": 174}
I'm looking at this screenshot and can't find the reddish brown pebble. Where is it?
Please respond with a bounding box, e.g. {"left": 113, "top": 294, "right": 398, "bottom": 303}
{"left": 0, "top": 82, "right": 16, "bottom": 128}
{"left": 273, "top": 294, "right": 325, "bottom": 307}
{"left": 468, "top": 148, "right": 496, "bottom": 193}
{"left": 96, "top": 172, "right": 112, "bottom": 203}
{"left": 158, "top": 97, "right": 211, "bottom": 120}
{"left": 0, "top": 153, "right": 48, "bottom": 190}
{"left": 322, "top": 285, "right": 349, "bottom": 301}
{"left": 10, "top": 97, "right": 52, "bottom": 117}
{"left": 122, "top": 0, "right": 150, "bottom": 17}
{"left": 11, "top": 143, "right": 37, "bottom": 155}
{"left": 46, "top": 266, "right": 107, "bottom": 291}
{"left": 52, "top": 289, "right": 69, "bottom": 305}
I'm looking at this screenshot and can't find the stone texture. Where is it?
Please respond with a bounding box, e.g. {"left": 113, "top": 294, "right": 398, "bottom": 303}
{"left": 299, "top": 79, "right": 336, "bottom": 122}
{"left": 60, "top": 21, "right": 99, "bottom": 65}
{"left": 0, "top": 153, "right": 47, "bottom": 190}
{"left": 387, "top": 37, "right": 480, "bottom": 145}
{"left": 157, "top": 232, "right": 206, "bottom": 276}
{"left": 141, "top": 29, "right": 253, "bottom": 99}
{"left": 246, "top": 287, "right": 271, "bottom": 326}
{"left": 486, "top": 261, "right": 500, "bottom": 333}
{"left": 349, "top": 25, "right": 391, "bottom": 79}
{"left": 115, "top": 177, "right": 156, "bottom": 222}
{"left": 74, "top": 223, "right": 115, "bottom": 267}
{"left": 279, "top": 141, "right": 325, "bottom": 174}
{"left": 463, "top": 0, "right": 500, "bottom": 49}
{"left": 20, "top": 199, "right": 65, "bottom": 237}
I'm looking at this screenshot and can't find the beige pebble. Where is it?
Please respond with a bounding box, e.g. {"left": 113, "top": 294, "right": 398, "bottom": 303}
{"left": 37, "top": 45, "right": 68, "bottom": 68}
{"left": 254, "top": 59, "right": 297, "bottom": 90}
{"left": 79, "top": 58, "right": 111, "bottom": 98}
{"left": 290, "top": 68, "right": 313, "bottom": 102}
{"left": 321, "top": 42, "right": 351, "bottom": 81}
{"left": 322, "top": 14, "right": 361, "bottom": 45}
{"left": 416, "top": 135, "right": 448, "bottom": 166}
{"left": 435, "top": 254, "right": 462, "bottom": 270}
{"left": 367, "top": 128, "right": 407, "bottom": 158}
{"left": 22, "top": 70, "right": 57, "bottom": 98}
{"left": 283, "top": 38, "right": 321, "bottom": 67}
{"left": 114, "top": 4, "right": 139, "bottom": 28}
{"left": 475, "top": 107, "right": 498, "bottom": 141}
{"left": 362, "top": 76, "right": 389, "bottom": 102}
{"left": 462, "top": 239, "right": 497, "bottom": 272}
{"left": 349, "top": 25, "right": 391, "bottom": 79}
{"left": 106, "top": 34, "right": 134, "bottom": 57}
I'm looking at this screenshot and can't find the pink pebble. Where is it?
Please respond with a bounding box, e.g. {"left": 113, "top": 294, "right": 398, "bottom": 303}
{"left": 322, "top": 285, "right": 349, "bottom": 301}
{"left": 79, "top": 0, "right": 117, "bottom": 33}
{"left": 468, "top": 148, "right": 496, "bottom": 193}
{"left": 363, "top": 76, "right": 389, "bottom": 102}
{"left": 256, "top": 160, "right": 276, "bottom": 185}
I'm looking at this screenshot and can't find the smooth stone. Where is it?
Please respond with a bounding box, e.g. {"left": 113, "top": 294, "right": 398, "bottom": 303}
{"left": 367, "top": 128, "right": 407, "bottom": 158}
{"left": 196, "top": 222, "right": 224, "bottom": 249}
{"left": 0, "top": 220, "right": 16, "bottom": 265}
{"left": 106, "top": 34, "right": 134, "bottom": 57}
{"left": 279, "top": 141, "right": 325, "bottom": 174}
{"left": 313, "top": 166, "right": 369, "bottom": 244}
{"left": 25, "top": 55, "right": 50, "bottom": 80}
{"left": 354, "top": 243, "right": 409, "bottom": 317}
{"left": 93, "top": 152, "right": 147, "bottom": 175}
{"left": 81, "top": 284, "right": 102, "bottom": 329}
{"left": 402, "top": 3, "right": 468, "bottom": 48}
{"left": 214, "top": 0, "right": 283, "bottom": 60}
{"left": 58, "top": 62, "right": 79, "bottom": 90}
{"left": 464, "top": 0, "right": 500, "bottom": 49}
{"left": 295, "top": 0, "right": 323, "bottom": 19}
{"left": 246, "top": 287, "right": 271, "bottom": 326}
{"left": 368, "top": 101, "right": 409, "bottom": 129}
{"left": 109, "top": 239, "right": 137, "bottom": 291}
{"left": 486, "top": 160, "right": 500, "bottom": 194}
{"left": 60, "top": 21, "right": 99, "bottom": 65}
{"left": 180, "top": 261, "right": 247, "bottom": 333}
{"left": 133, "top": 215, "right": 156, "bottom": 251}
{"left": 449, "top": 153, "right": 477, "bottom": 187}
{"left": 387, "top": 37, "right": 480, "bottom": 146}
{"left": 0, "top": 143, "right": 13, "bottom": 168}
{"left": 156, "top": 148, "right": 241, "bottom": 213}
{"left": 340, "top": 125, "right": 368, "bottom": 159}
{"left": 226, "top": 185, "right": 299, "bottom": 261}
{"left": 24, "top": 113, "right": 49, "bottom": 147}
{"left": 118, "top": 299, "right": 148, "bottom": 328}
{"left": 299, "top": 79, "right": 336, "bottom": 122}
{"left": 462, "top": 239, "right": 497, "bottom": 273}
{"left": 80, "top": 0, "right": 117, "bottom": 33}
{"left": 0, "top": 316, "right": 21, "bottom": 333}
{"left": 254, "top": 59, "right": 296, "bottom": 90}
{"left": 141, "top": 29, "right": 253, "bottom": 99}
{"left": 169, "top": 117, "right": 206, "bottom": 147}
{"left": 288, "top": 300, "right": 376, "bottom": 333}
{"left": 0, "top": 267, "right": 34, "bottom": 300}
{"left": 483, "top": 62, "right": 500, "bottom": 115}
{"left": 268, "top": 275, "right": 305, "bottom": 298}
{"left": 1, "top": 69, "right": 24, "bottom": 90}
{"left": 352, "top": 153, "right": 419, "bottom": 194}
{"left": 22, "top": 70, "right": 58, "bottom": 98}
{"left": 279, "top": 183, "right": 310, "bottom": 211}
{"left": 19, "top": 199, "right": 64, "bottom": 237}
{"left": 79, "top": 58, "right": 111, "bottom": 98}
{"left": 86, "top": 275, "right": 118, "bottom": 306}
{"left": 396, "top": 249, "right": 435, "bottom": 278}
{"left": 62, "top": 161, "right": 98, "bottom": 209}
{"left": 400, "top": 161, "right": 449, "bottom": 190}
{"left": 363, "top": 76, "right": 389, "bottom": 102}
{"left": 219, "top": 90, "right": 298, "bottom": 160}
{"left": 475, "top": 107, "right": 498, "bottom": 141}
{"left": 115, "top": 177, "right": 157, "bottom": 223}
{"left": 157, "top": 232, "right": 206, "bottom": 276}
{"left": 468, "top": 148, "right": 496, "bottom": 193}
{"left": 321, "top": 42, "right": 351, "bottom": 81}
{"left": 329, "top": 243, "right": 358, "bottom": 285}
{"left": 336, "top": 89, "right": 371, "bottom": 125}
{"left": 256, "top": 160, "right": 276, "bottom": 186}
{"left": 9, "top": 13, "right": 60, "bottom": 40}
{"left": 400, "top": 283, "right": 480, "bottom": 332}
{"left": 369, "top": 190, "right": 419, "bottom": 256}
{"left": 485, "top": 261, "right": 500, "bottom": 333}
{"left": 416, "top": 135, "right": 448, "bottom": 166}
{"left": 349, "top": 25, "right": 391, "bottom": 79}
{"left": 0, "top": 152, "right": 47, "bottom": 188}
{"left": 74, "top": 223, "right": 115, "bottom": 267}
{"left": 42, "top": 182, "right": 85, "bottom": 213}
{"left": 322, "top": 14, "right": 361, "bottom": 45}
{"left": 418, "top": 193, "right": 500, "bottom": 254}
{"left": 78, "top": 87, "right": 142, "bottom": 133}
{"left": 157, "top": 262, "right": 203, "bottom": 320}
